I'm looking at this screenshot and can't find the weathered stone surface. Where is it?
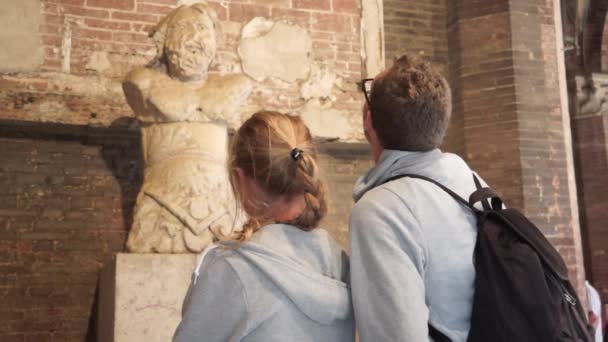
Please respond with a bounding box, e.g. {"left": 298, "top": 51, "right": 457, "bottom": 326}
{"left": 298, "top": 101, "right": 360, "bottom": 141}
{"left": 98, "top": 253, "right": 197, "bottom": 342}
{"left": 238, "top": 18, "right": 312, "bottom": 82}
{"left": 361, "top": 0, "right": 385, "bottom": 77}
{"left": 576, "top": 73, "right": 608, "bottom": 117}
{"left": 123, "top": 3, "right": 252, "bottom": 253}
{"left": 300, "top": 62, "right": 338, "bottom": 101}
{"left": 0, "top": 0, "right": 44, "bottom": 72}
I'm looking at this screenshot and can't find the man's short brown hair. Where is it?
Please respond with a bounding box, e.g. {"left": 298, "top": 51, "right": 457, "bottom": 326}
{"left": 370, "top": 54, "right": 451, "bottom": 151}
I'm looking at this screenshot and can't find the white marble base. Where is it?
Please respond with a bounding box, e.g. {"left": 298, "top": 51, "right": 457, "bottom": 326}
{"left": 98, "top": 253, "right": 197, "bottom": 342}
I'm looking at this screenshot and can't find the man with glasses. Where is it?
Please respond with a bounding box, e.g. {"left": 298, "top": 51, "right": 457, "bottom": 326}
{"left": 349, "top": 54, "right": 483, "bottom": 341}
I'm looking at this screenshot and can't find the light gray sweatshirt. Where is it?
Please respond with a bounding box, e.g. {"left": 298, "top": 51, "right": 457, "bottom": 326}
{"left": 173, "top": 224, "right": 355, "bottom": 342}
{"left": 350, "top": 149, "right": 482, "bottom": 342}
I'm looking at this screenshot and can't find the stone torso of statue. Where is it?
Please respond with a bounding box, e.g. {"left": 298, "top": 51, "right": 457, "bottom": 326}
{"left": 122, "top": 2, "right": 252, "bottom": 253}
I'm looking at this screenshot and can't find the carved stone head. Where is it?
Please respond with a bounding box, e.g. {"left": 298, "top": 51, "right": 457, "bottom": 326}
{"left": 150, "top": 2, "right": 219, "bottom": 82}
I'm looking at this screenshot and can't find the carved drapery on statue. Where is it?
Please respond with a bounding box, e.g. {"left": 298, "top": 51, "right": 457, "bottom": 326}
{"left": 122, "top": 2, "right": 252, "bottom": 253}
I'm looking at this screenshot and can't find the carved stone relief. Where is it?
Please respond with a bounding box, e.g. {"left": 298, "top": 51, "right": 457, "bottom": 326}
{"left": 576, "top": 73, "right": 608, "bottom": 117}
{"left": 122, "top": 2, "right": 252, "bottom": 253}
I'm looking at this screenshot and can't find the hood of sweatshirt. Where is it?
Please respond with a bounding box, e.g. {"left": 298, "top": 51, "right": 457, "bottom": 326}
{"left": 232, "top": 224, "right": 352, "bottom": 325}
{"left": 353, "top": 148, "right": 454, "bottom": 202}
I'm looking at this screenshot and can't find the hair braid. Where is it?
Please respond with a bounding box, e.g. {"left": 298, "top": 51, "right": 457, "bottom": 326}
{"left": 288, "top": 153, "right": 327, "bottom": 230}
{"left": 231, "top": 217, "right": 261, "bottom": 244}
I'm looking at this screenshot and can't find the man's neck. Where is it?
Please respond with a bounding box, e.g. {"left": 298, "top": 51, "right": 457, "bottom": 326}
{"left": 372, "top": 144, "right": 383, "bottom": 163}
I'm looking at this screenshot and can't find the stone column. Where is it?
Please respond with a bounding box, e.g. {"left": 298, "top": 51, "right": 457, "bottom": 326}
{"left": 571, "top": 73, "right": 608, "bottom": 303}
{"left": 447, "top": 0, "right": 586, "bottom": 293}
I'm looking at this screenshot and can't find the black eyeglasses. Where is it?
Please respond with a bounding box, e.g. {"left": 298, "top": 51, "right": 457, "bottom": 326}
{"left": 358, "top": 78, "right": 374, "bottom": 107}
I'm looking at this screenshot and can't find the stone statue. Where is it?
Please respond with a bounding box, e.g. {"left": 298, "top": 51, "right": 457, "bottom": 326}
{"left": 122, "top": 2, "right": 253, "bottom": 253}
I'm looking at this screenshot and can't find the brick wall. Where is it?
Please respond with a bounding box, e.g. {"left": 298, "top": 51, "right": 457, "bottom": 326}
{"left": 383, "top": 0, "right": 448, "bottom": 73}
{"left": 440, "top": 0, "right": 586, "bottom": 296}
{"left": 582, "top": 1, "right": 607, "bottom": 72}
{"left": 565, "top": 0, "right": 608, "bottom": 304}
{"left": 512, "top": 0, "right": 585, "bottom": 289}
{"left": 446, "top": 0, "right": 521, "bottom": 208}
{"left": 0, "top": 121, "right": 372, "bottom": 341}
{"left": 572, "top": 113, "right": 608, "bottom": 304}
{"left": 0, "top": 122, "right": 142, "bottom": 342}
{"left": 382, "top": 0, "right": 461, "bottom": 153}
{"left": 382, "top": 0, "right": 586, "bottom": 295}
{"left": 318, "top": 143, "right": 374, "bottom": 249}
{"left": 0, "top": 0, "right": 363, "bottom": 135}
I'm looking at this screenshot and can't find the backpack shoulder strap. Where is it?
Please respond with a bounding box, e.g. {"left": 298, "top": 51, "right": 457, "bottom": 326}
{"left": 429, "top": 324, "right": 451, "bottom": 342}
{"left": 382, "top": 174, "right": 474, "bottom": 211}
{"left": 470, "top": 174, "right": 503, "bottom": 210}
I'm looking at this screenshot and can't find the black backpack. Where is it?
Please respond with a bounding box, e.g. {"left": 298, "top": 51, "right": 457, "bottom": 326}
{"left": 383, "top": 174, "right": 593, "bottom": 342}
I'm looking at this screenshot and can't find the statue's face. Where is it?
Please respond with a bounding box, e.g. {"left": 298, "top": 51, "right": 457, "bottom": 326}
{"left": 165, "top": 11, "right": 216, "bottom": 82}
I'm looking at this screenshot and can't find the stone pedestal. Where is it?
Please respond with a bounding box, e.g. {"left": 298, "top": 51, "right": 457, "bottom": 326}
{"left": 98, "top": 253, "right": 197, "bottom": 342}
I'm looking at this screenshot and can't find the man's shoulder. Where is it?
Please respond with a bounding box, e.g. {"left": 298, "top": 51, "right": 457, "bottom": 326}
{"left": 350, "top": 183, "right": 418, "bottom": 233}
{"left": 354, "top": 183, "right": 404, "bottom": 210}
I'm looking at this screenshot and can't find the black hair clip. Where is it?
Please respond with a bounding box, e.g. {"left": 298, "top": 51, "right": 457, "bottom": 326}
{"left": 290, "top": 148, "right": 303, "bottom": 161}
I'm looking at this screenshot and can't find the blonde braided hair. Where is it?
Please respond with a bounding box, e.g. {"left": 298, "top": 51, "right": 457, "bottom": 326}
{"left": 227, "top": 111, "right": 328, "bottom": 243}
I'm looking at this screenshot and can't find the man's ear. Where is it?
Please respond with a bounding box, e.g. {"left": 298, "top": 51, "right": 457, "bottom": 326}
{"left": 363, "top": 104, "right": 373, "bottom": 129}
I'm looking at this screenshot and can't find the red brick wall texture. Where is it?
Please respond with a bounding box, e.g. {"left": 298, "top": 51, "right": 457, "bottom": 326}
{"left": 0, "top": 125, "right": 142, "bottom": 342}
{"left": 0, "top": 122, "right": 372, "bottom": 341}
{"left": 1, "top": 0, "right": 363, "bottom": 128}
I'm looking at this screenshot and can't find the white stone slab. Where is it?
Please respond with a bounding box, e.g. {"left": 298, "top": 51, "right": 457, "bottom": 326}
{"left": 98, "top": 253, "right": 197, "bottom": 342}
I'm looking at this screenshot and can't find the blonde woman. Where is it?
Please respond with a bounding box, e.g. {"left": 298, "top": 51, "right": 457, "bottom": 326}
{"left": 173, "top": 111, "right": 355, "bottom": 342}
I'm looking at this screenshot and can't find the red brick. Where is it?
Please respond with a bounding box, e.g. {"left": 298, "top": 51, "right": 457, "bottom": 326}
{"left": 84, "top": 18, "right": 131, "bottom": 31}
{"left": 40, "top": 33, "right": 63, "bottom": 48}
{"left": 332, "top": 0, "right": 359, "bottom": 13}
{"left": 73, "top": 27, "right": 113, "bottom": 41}
{"left": 137, "top": 3, "right": 174, "bottom": 15}
{"left": 228, "top": 3, "right": 270, "bottom": 22}
{"left": 250, "top": 0, "right": 291, "bottom": 7}
{"left": 207, "top": 1, "right": 228, "bottom": 21}
{"left": 138, "top": 0, "right": 177, "bottom": 4}
{"left": 347, "top": 62, "right": 361, "bottom": 72}
{"left": 311, "top": 31, "right": 334, "bottom": 40}
{"left": 65, "top": 0, "right": 86, "bottom": 5}
{"left": 133, "top": 23, "right": 156, "bottom": 34}
{"left": 63, "top": 5, "right": 110, "bottom": 18}
{"left": 111, "top": 11, "right": 159, "bottom": 23}
{"left": 42, "top": 14, "right": 63, "bottom": 26}
{"left": 38, "top": 23, "right": 62, "bottom": 35}
{"left": 313, "top": 41, "right": 334, "bottom": 50}
{"left": 334, "top": 60, "right": 348, "bottom": 70}
{"left": 113, "top": 32, "right": 151, "bottom": 44}
{"left": 41, "top": 59, "right": 62, "bottom": 71}
{"left": 86, "top": 0, "right": 135, "bottom": 11}
{"left": 312, "top": 12, "right": 352, "bottom": 32}
{"left": 42, "top": 2, "right": 59, "bottom": 14}
{"left": 1, "top": 334, "right": 24, "bottom": 342}
{"left": 294, "top": 0, "right": 330, "bottom": 10}
{"left": 271, "top": 8, "right": 311, "bottom": 28}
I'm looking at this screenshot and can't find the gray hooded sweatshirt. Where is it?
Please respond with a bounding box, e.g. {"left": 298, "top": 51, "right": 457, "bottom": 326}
{"left": 173, "top": 224, "right": 355, "bottom": 342}
{"left": 350, "top": 149, "right": 483, "bottom": 342}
